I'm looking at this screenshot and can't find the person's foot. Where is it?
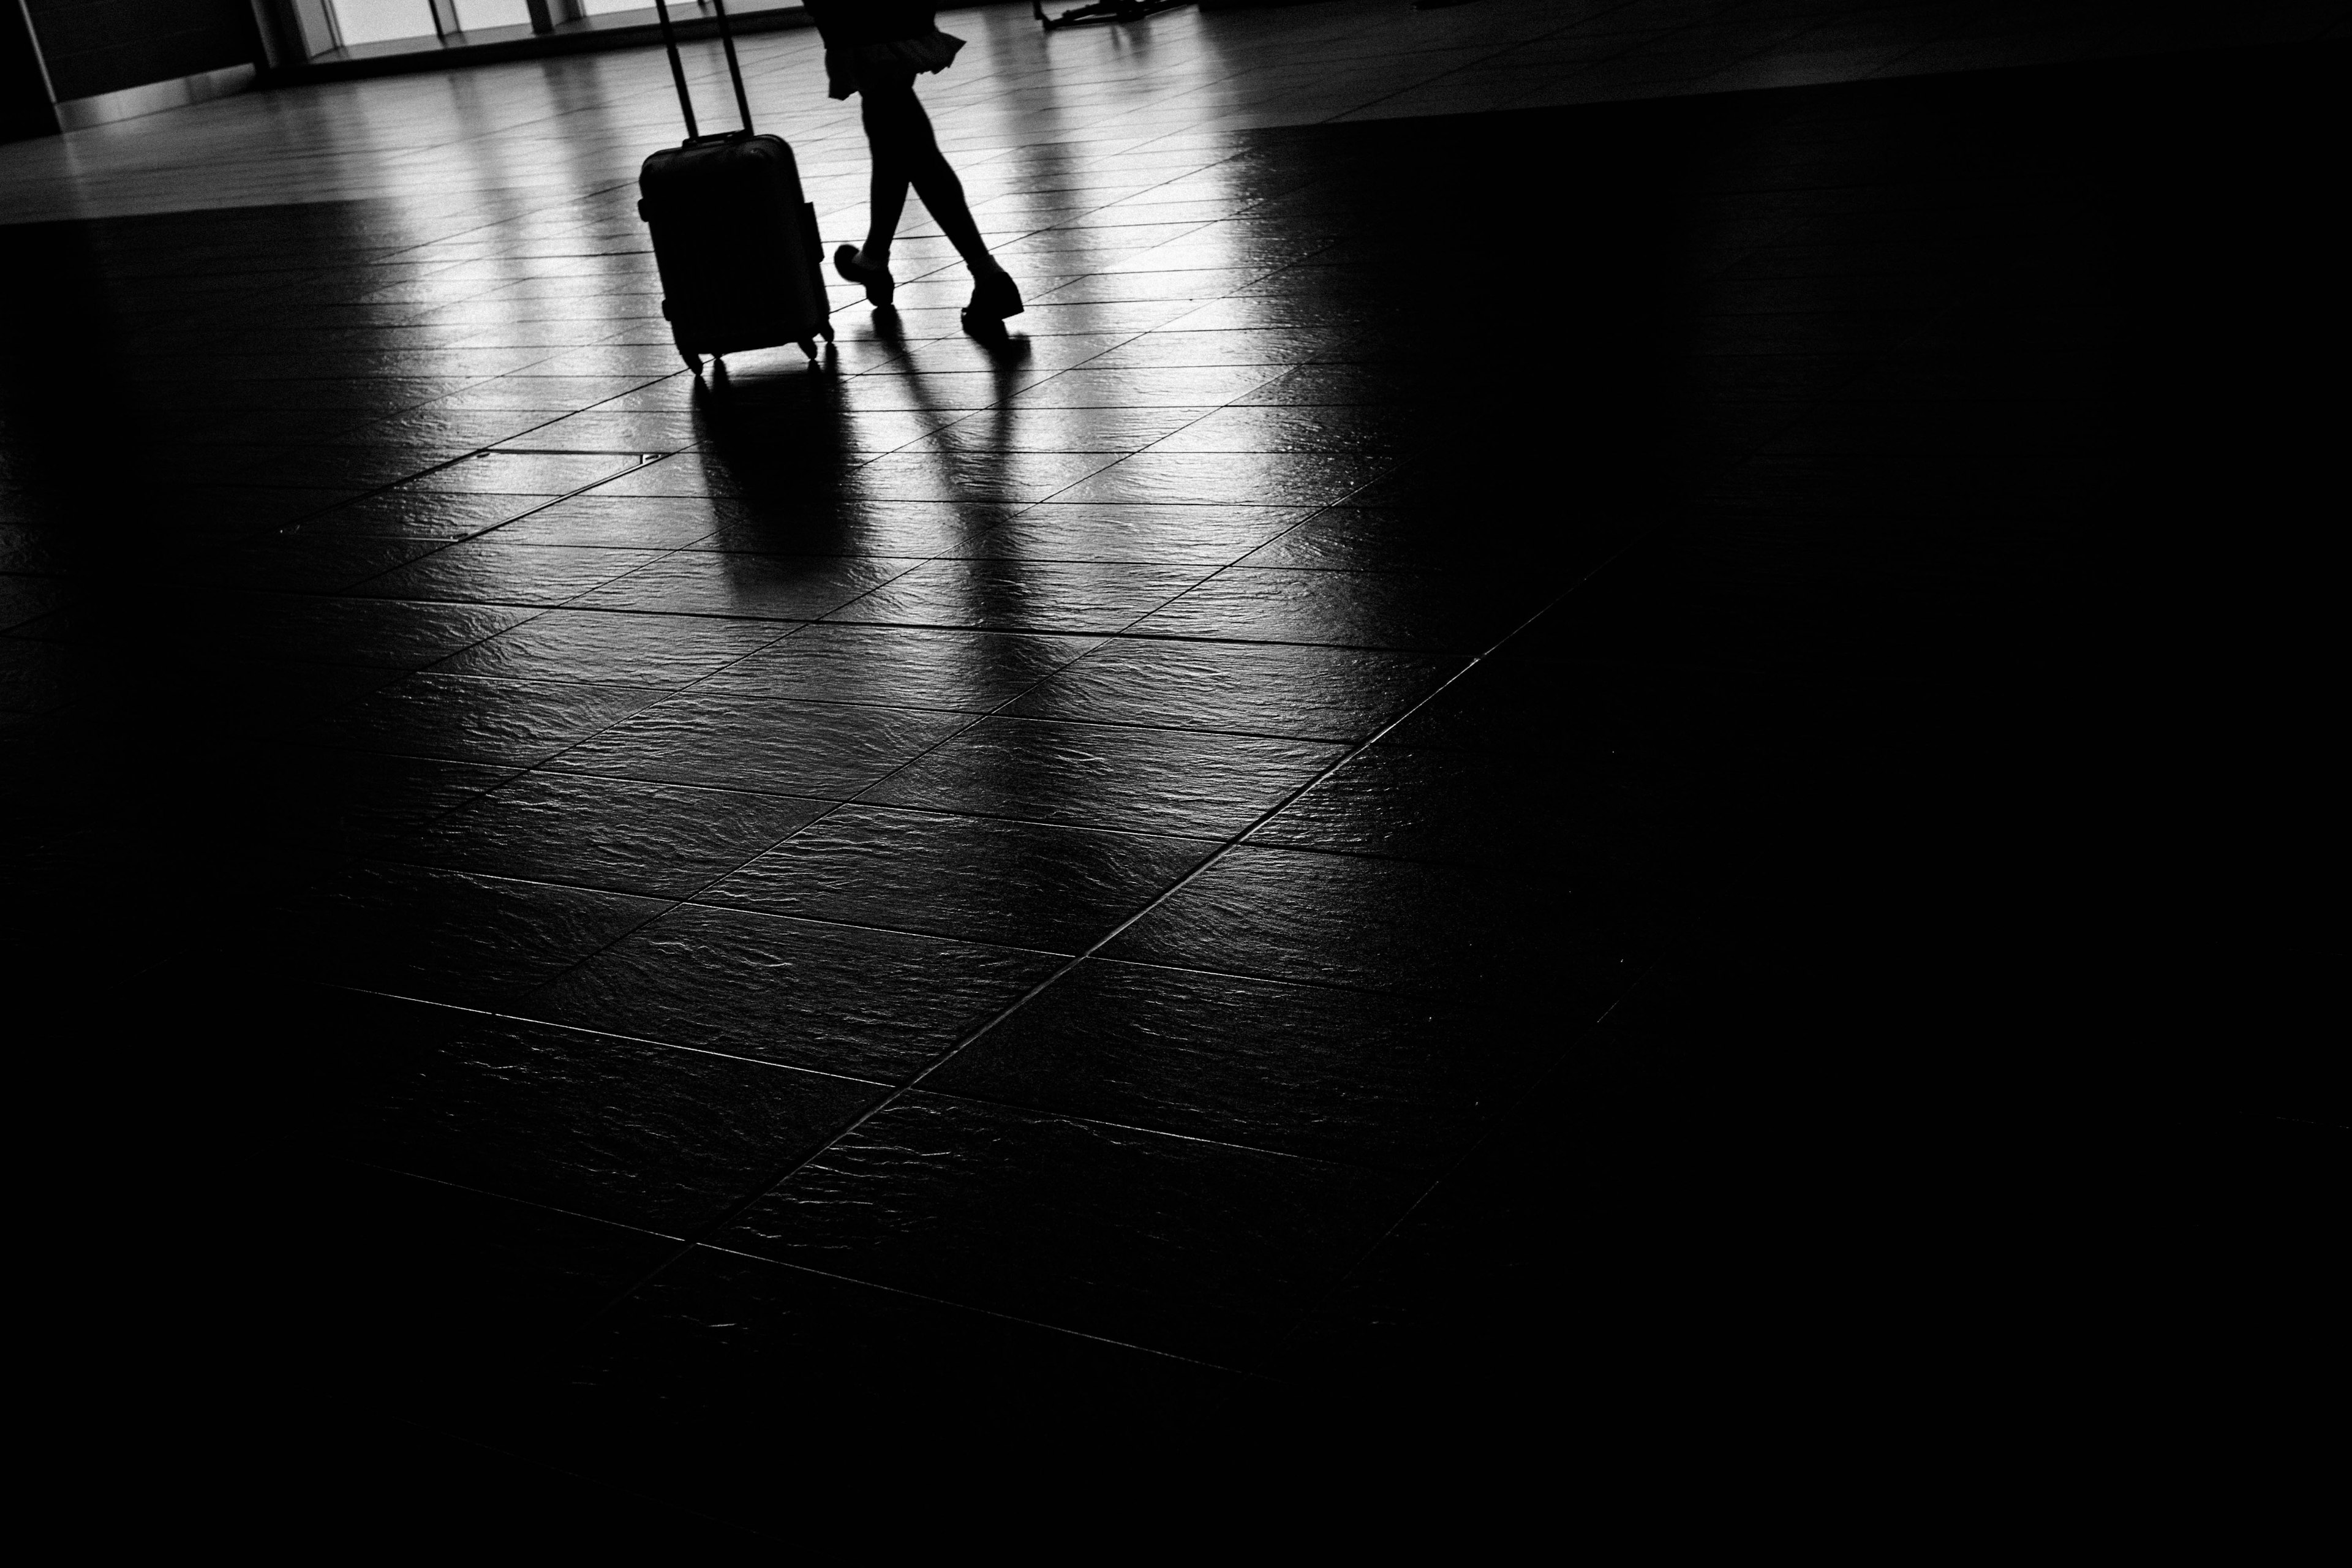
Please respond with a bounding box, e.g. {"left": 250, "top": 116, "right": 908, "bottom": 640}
{"left": 962, "top": 267, "right": 1023, "bottom": 325}
{"left": 834, "top": 244, "right": 894, "bottom": 308}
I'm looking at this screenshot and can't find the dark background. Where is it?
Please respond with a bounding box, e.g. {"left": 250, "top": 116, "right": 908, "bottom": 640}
{"left": 26, "top": 0, "right": 261, "bottom": 99}
{"left": 4, "top": 0, "right": 260, "bottom": 137}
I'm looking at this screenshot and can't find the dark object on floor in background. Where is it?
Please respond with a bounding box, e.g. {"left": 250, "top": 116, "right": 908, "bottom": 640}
{"left": 636, "top": 0, "right": 835, "bottom": 374}
{"left": 1034, "top": 0, "right": 1188, "bottom": 29}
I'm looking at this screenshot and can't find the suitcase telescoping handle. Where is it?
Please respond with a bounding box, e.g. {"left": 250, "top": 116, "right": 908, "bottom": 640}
{"left": 650, "top": 0, "right": 756, "bottom": 142}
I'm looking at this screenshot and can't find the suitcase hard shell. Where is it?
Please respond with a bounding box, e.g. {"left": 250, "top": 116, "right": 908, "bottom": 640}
{"left": 635, "top": 0, "right": 833, "bottom": 374}
{"left": 639, "top": 132, "right": 832, "bottom": 371}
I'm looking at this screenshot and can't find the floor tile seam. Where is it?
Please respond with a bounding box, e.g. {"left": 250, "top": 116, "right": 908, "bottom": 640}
{"left": 318, "top": 980, "right": 899, "bottom": 1090}
{"left": 667, "top": 850, "right": 1204, "bottom": 933}
{"left": 1007, "top": 943, "right": 1507, "bottom": 1012}
{"left": 477, "top": 550, "right": 1006, "bottom": 745}
{"left": 251, "top": 410, "right": 671, "bottom": 548}
{"left": 185, "top": 635, "right": 558, "bottom": 684}
{"left": 1262, "top": 944, "right": 1682, "bottom": 1380}
{"left": 977, "top": 143, "right": 1273, "bottom": 237}
{"left": 640, "top": 554, "right": 1267, "bottom": 899}
{"left": 685, "top": 792, "right": 1231, "bottom": 848}
{"left": 344, "top": 835, "right": 1122, "bottom": 960}
{"left": 890, "top": 543, "right": 1298, "bottom": 571}
{"left": 532, "top": 932, "right": 1380, "bottom": 1373}
{"left": 804, "top": 597, "right": 1232, "bottom": 644}
{"left": 553, "top": 1043, "right": 1265, "bottom": 1365}
{"left": 598, "top": 560, "right": 1632, "bottom": 1363}
{"left": 313, "top": 663, "right": 671, "bottom": 704}
{"left": 1095, "top": 392, "right": 1295, "bottom": 466}
{"left": 531, "top": 539, "right": 928, "bottom": 626}
{"left": 849, "top": 551, "right": 1595, "bottom": 1102}
{"left": 987, "top": 183, "right": 1275, "bottom": 231}
{"left": 368, "top": 181, "right": 643, "bottom": 266}
{"left": 846, "top": 1081, "right": 1431, "bottom": 1181}
{"left": 609, "top": 408, "right": 1134, "bottom": 726}
{"left": 1047, "top": 509, "right": 1699, "bottom": 1384}
{"left": 998, "top": 456, "right": 1411, "bottom": 650}
{"left": 902, "top": 706, "right": 1392, "bottom": 748}
{"left": 292, "top": 1148, "right": 696, "bottom": 1245}
{"left": 337, "top": 432, "right": 837, "bottom": 597}
{"left": 496, "top": 667, "right": 1023, "bottom": 712}
{"left": 344, "top": 755, "right": 709, "bottom": 986}
{"left": 533, "top": 541, "right": 1525, "bottom": 1288}
{"left": 0, "top": 591, "right": 1506, "bottom": 662}
{"left": 422, "top": 762, "right": 836, "bottom": 810}
{"left": 1194, "top": 830, "right": 1669, "bottom": 882}
{"left": 548, "top": 672, "right": 1008, "bottom": 910}
{"left": 418, "top": 532, "right": 750, "bottom": 562}
{"left": 803, "top": 609, "right": 1404, "bottom": 644}
{"left": 1201, "top": 499, "right": 1654, "bottom": 850}
{"left": 676, "top": 1238, "right": 1262, "bottom": 1378}
{"left": 465, "top": 608, "right": 822, "bottom": 696}
{"left": 213, "top": 446, "right": 514, "bottom": 540}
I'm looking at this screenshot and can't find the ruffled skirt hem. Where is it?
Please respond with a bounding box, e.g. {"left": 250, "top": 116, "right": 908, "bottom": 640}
{"left": 827, "top": 30, "right": 965, "bottom": 98}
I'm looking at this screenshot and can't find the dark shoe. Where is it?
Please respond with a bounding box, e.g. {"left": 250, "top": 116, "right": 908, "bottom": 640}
{"left": 833, "top": 244, "right": 894, "bottom": 308}
{"left": 962, "top": 268, "right": 1023, "bottom": 325}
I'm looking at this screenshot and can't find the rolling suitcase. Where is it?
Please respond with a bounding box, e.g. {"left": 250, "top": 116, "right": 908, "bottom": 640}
{"left": 637, "top": 0, "right": 834, "bottom": 374}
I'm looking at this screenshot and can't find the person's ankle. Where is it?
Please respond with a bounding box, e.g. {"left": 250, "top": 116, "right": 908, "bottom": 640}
{"left": 969, "top": 257, "right": 1005, "bottom": 278}
{"left": 858, "top": 246, "right": 891, "bottom": 271}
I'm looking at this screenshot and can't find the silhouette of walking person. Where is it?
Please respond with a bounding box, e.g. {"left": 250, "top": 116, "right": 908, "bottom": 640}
{"left": 807, "top": 1, "right": 1023, "bottom": 329}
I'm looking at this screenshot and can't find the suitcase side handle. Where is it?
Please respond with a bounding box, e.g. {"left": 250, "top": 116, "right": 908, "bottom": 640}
{"left": 650, "top": 0, "right": 756, "bottom": 141}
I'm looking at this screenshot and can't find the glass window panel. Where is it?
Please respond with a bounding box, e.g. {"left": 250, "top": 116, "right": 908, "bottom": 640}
{"left": 453, "top": 0, "right": 532, "bottom": 29}
{"left": 328, "top": 0, "right": 439, "bottom": 45}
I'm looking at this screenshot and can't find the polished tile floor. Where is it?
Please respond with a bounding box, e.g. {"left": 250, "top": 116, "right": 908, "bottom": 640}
{"left": 3, "top": 0, "right": 2339, "bottom": 221}
{"left": 4, "top": 0, "right": 2343, "bottom": 1539}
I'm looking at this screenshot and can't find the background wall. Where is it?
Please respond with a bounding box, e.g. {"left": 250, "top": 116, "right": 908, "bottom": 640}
{"left": 23, "top": 0, "right": 258, "bottom": 102}
{"left": 5, "top": 1, "right": 59, "bottom": 140}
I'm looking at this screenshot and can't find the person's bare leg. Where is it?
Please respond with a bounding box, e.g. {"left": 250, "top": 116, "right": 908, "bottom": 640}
{"left": 909, "top": 159, "right": 1000, "bottom": 278}
{"left": 861, "top": 158, "right": 909, "bottom": 270}
{"left": 862, "top": 76, "right": 1000, "bottom": 278}
{"left": 857, "top": 88, "right": 913, "bottom": 270}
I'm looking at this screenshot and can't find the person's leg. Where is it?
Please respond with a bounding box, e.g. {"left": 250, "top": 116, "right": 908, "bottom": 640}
{"left": 859, "top": 74, "right": 1002, "bottom": 279}
{"left": 856, "top": 87, "right": 913, "bottom": 271}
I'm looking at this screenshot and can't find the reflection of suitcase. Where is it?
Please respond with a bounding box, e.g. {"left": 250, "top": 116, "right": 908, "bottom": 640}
{"left": 637, "top": 0, "right": 833, "bottom": 374}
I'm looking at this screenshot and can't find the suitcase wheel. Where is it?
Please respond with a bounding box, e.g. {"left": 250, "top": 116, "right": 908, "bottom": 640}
{"left": 797, "top": 338, "right": 817, "bottom": 361}
{"left": 820, "top": 325, "right": 836, "bottom": 344}
{"left": 680, "top": 349, "right": 703, "bottom": 374}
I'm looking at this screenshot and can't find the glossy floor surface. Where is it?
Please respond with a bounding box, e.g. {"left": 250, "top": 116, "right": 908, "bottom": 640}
{"left": 4, "top": 0, "right": 2339, "bottom": 221}
{"left": 6, "top": 0, "right": 2343, "bottom": 1539}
